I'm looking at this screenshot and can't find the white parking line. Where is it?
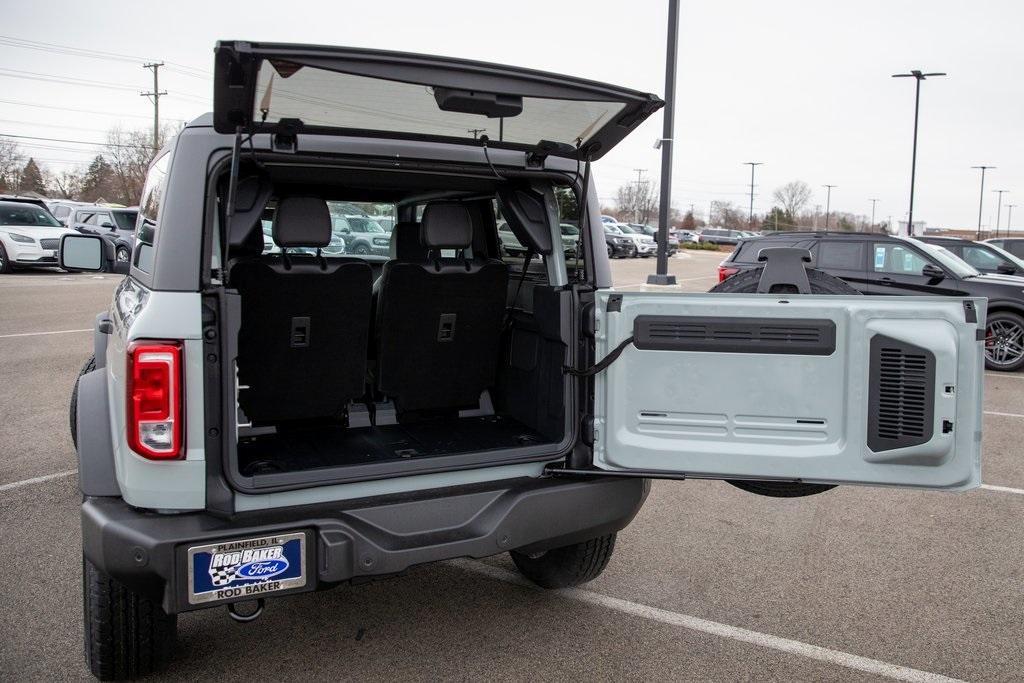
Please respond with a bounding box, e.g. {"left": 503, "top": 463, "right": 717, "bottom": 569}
{"left": 0, "top": 328, "right": 91, "bottom": 340}
{"left": 980, "top": 483, "right": 1024, "bottom": 496}
{"left": 985, "top": 373, "right": 1024, "bottom": 380}
{"left": 984, "top": 410, "right": 1024, "bottom": 419}
{"left": 0, "top": 470, "right": 76, "bottom": 492}
{"left": 450, "top": 559, "right": 964, "bottom": 683}
{"left": 617, "top": 275, "right": 720, "bottom": 288}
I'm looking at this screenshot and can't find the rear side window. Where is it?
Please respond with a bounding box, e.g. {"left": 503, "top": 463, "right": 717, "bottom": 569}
{"left": 135, "top": 153, "right": 170, "bottom": 273}
{"left": 816, "top": 241, "right": 865, "bottom": 270}
{"left": 1005, "top": 241, "right": 1024, "bottom": 258}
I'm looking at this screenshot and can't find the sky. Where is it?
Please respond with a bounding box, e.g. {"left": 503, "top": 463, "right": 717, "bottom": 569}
{"left": 1, "top": 0, "right": 1022, "bottom": 230}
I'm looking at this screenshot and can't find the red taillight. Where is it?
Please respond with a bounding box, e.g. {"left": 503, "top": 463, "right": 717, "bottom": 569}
{"left": 718, "top": 265, "right": 739, "bottom": 282}
{"left": 127, "top": 341, "right": 183, "bottom": 460}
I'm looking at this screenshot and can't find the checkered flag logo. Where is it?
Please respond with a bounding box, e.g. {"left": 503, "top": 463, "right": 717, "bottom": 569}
{"left": 209, "top": 564, "right": 238, "bottom": 587}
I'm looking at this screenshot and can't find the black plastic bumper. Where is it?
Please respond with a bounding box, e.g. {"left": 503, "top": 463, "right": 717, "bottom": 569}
{"left": 82, "top": 475, "right": 649, "bottom": 613}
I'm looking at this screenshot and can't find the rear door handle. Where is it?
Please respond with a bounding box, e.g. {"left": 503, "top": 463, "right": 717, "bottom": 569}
{"left": 879, "top": 277, "right": 894, "bottom": 286}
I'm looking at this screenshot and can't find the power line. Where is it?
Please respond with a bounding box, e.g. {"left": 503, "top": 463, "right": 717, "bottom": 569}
{"left": 0, "top": 132, "right": 156, "bottom": 150}
{"left": 0, "top": 35, "right": 212, "bottom": 77}
{"left": 0, "top": 97, "right": 184, "bottom": 121}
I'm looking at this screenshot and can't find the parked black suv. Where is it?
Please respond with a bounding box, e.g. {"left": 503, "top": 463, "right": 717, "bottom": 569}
{"left": 721, "top": 231, "right": 1024, "bottom": 370}
{"left": 984, "top": 237, "right": 1024, "bottom": 260}
{"left": 916, "top": 235, "right": 1024, "bottom": 276}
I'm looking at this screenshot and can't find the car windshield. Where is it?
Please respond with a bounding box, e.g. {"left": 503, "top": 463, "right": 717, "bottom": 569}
{"left": 0, "top": 203, "right": 61, "bottom": 227}
{"left": 560, "top": 224, "right": 579, "bottom": 235}
{"left": 984, "top": 243, "right": 1024, "bottom": 270}
{"left": 605, "top": 225, "right": 623, "bottom": 235}
{"left": 346, "top": 217, "right": 385, "bottom": 233}
{"left": 112, "top": 210, "right": 138, "bottom": 231}
{"left": 616, "top": 224, "right": 637, "bottom": 234}
{"left": 911, "top": 239, "right": 980, "bottom": 278}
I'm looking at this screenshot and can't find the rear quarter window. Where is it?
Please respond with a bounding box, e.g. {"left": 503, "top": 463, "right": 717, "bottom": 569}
{"left": 816, "top": 241, "right": 865, "bottom": 270}
{"left": 135, "top": 152, "right": 170, "bottom": 273}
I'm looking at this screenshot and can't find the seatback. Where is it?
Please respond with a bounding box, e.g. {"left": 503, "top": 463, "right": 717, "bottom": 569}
{"left": 377, "top": 203, "right": 508, "bottom": 413}
{"left": 232, "top": 197, "right": 373, "bottom": 425}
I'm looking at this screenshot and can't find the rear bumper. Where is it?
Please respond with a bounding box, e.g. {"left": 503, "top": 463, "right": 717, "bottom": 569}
{"left": 82, "top": 475, "right": 649, "bottom": 613}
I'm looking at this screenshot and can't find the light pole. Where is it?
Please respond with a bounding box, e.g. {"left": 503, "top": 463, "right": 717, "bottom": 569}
{"left": 648, "top": 0, "right": 679, "bottom": 285}
{"left": 822, "top": 185, "right": 836, "bottom": 229}
{"left": 743, "top": 162, "right": 762, "bottom": 227}
{"left": 972, "top": 166, "right": 995, "bottom": 239}
{"left": 993, "top": 190, "right": 1008, "bottom": 240}
{"left": 632, "top": 168, "right": 647, "bottom": 223}
{"left": 1007, "top": 204, "right": 1017, "bottom": 237}
{"left": 892, "top": 70, "right": 945, "bottom": 236}
{"left": 869, "top": 198, "right": 880, "bottom": 232}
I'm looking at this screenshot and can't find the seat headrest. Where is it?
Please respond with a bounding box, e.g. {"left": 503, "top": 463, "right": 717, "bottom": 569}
{"left": 273, "top": 197, "right": 331, "bottom": 248}
{"left": 421, "top": 203, "right": 472, "bottom": 250}
{"left": 390, "top": 221, "right": 426, "bottom": 259}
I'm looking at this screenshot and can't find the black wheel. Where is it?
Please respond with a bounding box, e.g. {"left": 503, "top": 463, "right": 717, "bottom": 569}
{"left": 984, "top": 311, "right": 1024, "bottom": 372}
{"left": 0, "top": 242, "right": 12, "bottom": 274}
{"left": 83, "top": 557, "right": 177, "bottom": 680}
{"left": 628, "top": 245, "right": 638, "bottom": 258}
{"left": 353, "top": 243, "right": 370, "bottom": 255}
{"left": 606, "top": 243, "right": 613, "bottom": 257}
{"left": 510, "top": 533, "right": 616, "bottom": 589}
{"left": 709, "top": 266, "right": 859, "bottom": 498}
{"left": 115, "top": 246, "right": 130, "bottom": 264}
{"left": 70, "top": 355, "right": 96, "bottom": 451}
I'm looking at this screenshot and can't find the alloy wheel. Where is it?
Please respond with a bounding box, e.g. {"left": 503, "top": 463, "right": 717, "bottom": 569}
{"left": 985, "top": 319, "right": 1024, "bottom": 368}
{"left": 116, "top": 247, "right": 130, "bottom": 262}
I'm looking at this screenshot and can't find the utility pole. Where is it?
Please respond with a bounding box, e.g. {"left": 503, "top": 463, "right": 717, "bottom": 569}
{"left": 1007, "top": 204, "right": 1017, "bottom": 237}
{"left": 632, "top": 168, "right": 647, "bottom": 223}
{"left": 869, "top": 198, "right": 880, "bottom": 232}
{"left": 891, "top": 70, "right": 945, "bottom": 237}
{"left": 141, "top": 62, "right": 167, "bottom": 150}
{"left": 648, "top": 0, "right": 679, "bottom": 285}
{"left": 743, "top": 162, "right": 762, "bottom": 227}
{"left": 972, "top": 166, "right": 995, "bottom": 240}
{"left": 822, "top": 185, "right": 837, "bottom": 229}
{"left": 993, "top": 190, "right": 1008, "bottom": 240}
{"left": 467, "top": 128, "right": 487, "bottom": 139}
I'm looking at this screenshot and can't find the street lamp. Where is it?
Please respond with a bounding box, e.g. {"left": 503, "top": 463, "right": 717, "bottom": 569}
{"left": 822, "top": 185, "right": 837, "bottom": 229}
{"left": 892, "top": 70, "right": 946, "bottom": 237}
{"left": 647, "top": 0, "right": 679, "bottom": 286}
{"left": 743, "top": 162, "right": 762, "bottom": 227}
{"left": 1008, "top": 204, "right": 1017, "bottom": 237}
{"left": 993, "top": 190, "right": 1008, "bottom": 239}
{"left": 972, "top": 166, "right": 995, "bottom": 239}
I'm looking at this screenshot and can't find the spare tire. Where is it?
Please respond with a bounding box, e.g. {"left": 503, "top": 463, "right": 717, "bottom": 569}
{"left": 708, "top": 266, "right": 860, "bottom": 498}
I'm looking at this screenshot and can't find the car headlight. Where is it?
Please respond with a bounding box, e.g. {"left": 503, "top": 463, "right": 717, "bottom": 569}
{"left": 8, "top": 232, "right": 35, "bottom": 244}
{"left": 373, "top": 237, "right": 390, "bottom": 246}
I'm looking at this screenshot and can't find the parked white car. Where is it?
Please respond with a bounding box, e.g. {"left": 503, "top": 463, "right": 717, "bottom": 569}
{"left": 614, "top": 223, "right": 657, "bottom": 257}
{"left": 0, "top": 199, "right": 77, "bottom": 273}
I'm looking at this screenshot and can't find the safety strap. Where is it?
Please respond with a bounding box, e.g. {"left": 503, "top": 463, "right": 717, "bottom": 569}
{"left": 564, "top": 335, "right": 635, "bottom": 377}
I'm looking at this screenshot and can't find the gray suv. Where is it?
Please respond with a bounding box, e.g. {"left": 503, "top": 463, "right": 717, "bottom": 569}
{"left": 60, "top": 41, "right": 986, "bottom": 680}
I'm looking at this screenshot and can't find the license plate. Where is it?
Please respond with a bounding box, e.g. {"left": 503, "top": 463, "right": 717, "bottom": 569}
{"left": 187, "top": 531, "right": 307, "bottom": 605}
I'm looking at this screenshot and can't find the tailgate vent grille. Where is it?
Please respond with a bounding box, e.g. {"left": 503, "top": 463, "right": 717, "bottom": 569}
{"left": 868, "top": 336, "right": 935, "bottom": 452}
{"left": 633, "top": 316, "right": 835, "bottom": 355}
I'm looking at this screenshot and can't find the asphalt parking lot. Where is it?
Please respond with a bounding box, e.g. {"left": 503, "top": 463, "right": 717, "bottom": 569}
{"left": 2, "top": 251, "right": 1023, "bottom": 682}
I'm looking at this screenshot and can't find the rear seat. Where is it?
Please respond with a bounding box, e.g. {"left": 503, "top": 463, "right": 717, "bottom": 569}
{"left": 232, "top": 197, "right": 373, "bottom": 425}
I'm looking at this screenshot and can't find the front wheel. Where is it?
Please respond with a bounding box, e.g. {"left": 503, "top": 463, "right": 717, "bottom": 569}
{"left": 353, "top": 243, "right": 371, "bottom": 255}
{"left": 510, "top": 533, "right": 616, "bottom": 589}
{"left": 985, "top": 311, "right": 1024, "bottom": 371}
{"left": 83, "top": 557, "right": 177, "bottom": 680}
{"left": 0, "top": 242, "right": 12, "bottom": 274}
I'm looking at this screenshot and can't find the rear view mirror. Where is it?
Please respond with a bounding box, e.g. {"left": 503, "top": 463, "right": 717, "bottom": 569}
{"left": 59, "top": 234, "right": 105, "bottom": 272}
{"left": 997, "top": 262, "right": 1017, "bottom": 275}
{"left": 101, "top": 222, "right": 116, "bottom": 229}
{"left": 921, "top": 263, "right": 945, "bottom": 279}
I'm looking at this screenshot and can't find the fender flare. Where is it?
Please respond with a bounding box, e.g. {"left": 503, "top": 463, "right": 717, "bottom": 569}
{"left": 76, "top": 368, "right": 121, "bottom": 497}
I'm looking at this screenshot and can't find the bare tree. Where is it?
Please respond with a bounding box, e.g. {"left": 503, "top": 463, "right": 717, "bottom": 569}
{"left": 49, "top": 168, "right": 85, "bottom": 199}
{"left": 773, "top": 181, "right": 813, "bottom": 220}
{"left": 104, "top": 126, "right": 160, "bottom": 205}
{"left": 710, "top": 200, "right": 746, "bottom": 229}
{"left": 0, "top": 136, "right": 24, "bottom": 193}
{"left": 615, "top": 179, "right": 658, "bottom": 224}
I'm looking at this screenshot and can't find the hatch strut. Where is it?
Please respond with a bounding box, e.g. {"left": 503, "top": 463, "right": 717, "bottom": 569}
{"left": 221, "top": 125, "right": 244, "bottom": 286}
